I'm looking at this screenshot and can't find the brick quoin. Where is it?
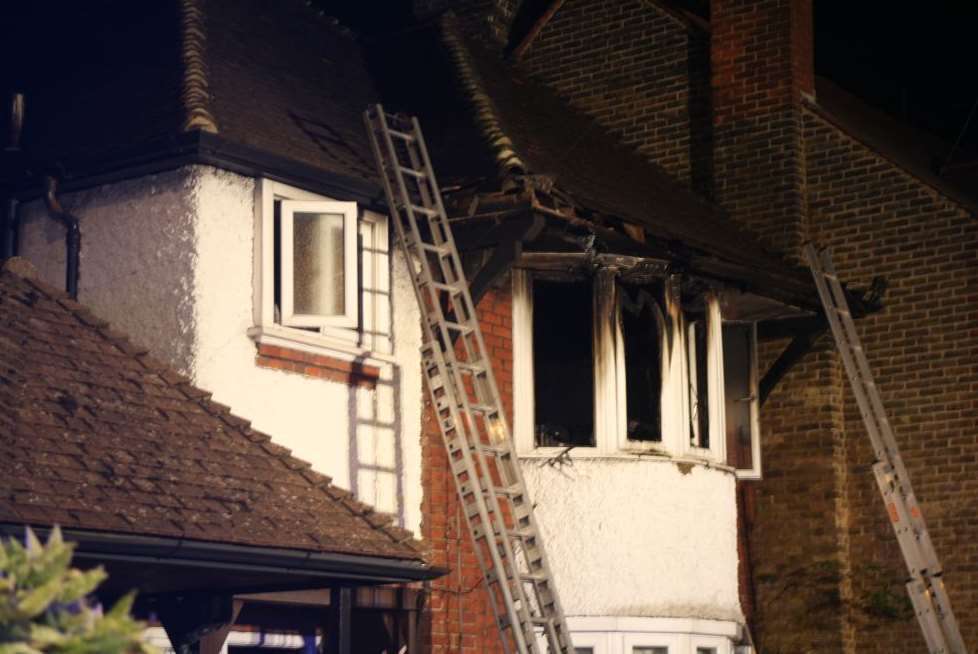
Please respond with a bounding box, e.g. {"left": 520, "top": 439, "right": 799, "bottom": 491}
{"left": 421, "top": 286, "right": 513, "bottom": 654}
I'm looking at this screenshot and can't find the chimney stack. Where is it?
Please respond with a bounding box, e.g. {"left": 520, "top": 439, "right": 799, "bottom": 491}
{"left": 710, "top": 0, "right": 814, "bottom": 262}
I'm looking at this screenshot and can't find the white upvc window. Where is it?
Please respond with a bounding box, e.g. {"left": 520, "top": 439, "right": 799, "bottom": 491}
{"left": 278, "top": 200, "right": 358, "bottom": 329}
{"left": 251, "top": 178, "right": 391, "bottom": 357}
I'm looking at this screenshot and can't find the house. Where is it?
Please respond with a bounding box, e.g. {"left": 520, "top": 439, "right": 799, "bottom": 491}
{"left": 1, "top": 1, "right": 975, "bottom": 653}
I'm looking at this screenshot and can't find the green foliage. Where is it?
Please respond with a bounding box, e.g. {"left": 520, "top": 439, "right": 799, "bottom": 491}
{"left": 0, "top": 527, "right": 156, "bottom": 654}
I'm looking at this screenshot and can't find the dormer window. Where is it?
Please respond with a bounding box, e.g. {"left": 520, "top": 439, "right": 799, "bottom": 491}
{"left": 251, "top": 179, "right": 391, "bottom": 358}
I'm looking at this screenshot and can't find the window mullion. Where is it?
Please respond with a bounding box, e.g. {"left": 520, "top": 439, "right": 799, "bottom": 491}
{"left": 593, "top": 268, "right": 619, "bottom": 453}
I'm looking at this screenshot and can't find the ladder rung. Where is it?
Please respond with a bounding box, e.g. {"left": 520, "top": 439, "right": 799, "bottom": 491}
{"left": 466, "top": 403, "right": 499, "bottom": 415}
{"left": 441, "top": 321, "right": 474, "bottom": 334}
{"left": 398, "top": 165, "right": 426, "bottom": 179}
{"left": 417, "top": 242, "right": 450, "bottom": 255}
{"left": 407, "top": 204, "right": 439, "bottom": 217}
{"left": 386, "top": 128, "right": 416, "bottom": 142}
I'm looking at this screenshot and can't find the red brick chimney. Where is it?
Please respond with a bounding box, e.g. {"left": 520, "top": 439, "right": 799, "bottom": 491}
{"left": 710, "top": 0, "right": 814, "bottom": 262}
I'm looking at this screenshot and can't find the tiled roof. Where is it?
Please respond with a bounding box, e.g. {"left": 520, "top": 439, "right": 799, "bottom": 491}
{"left": 0, "top": 258, "right": 425, "bottom": 563}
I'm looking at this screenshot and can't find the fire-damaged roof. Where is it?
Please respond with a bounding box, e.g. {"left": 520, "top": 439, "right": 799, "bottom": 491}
{"left": 2, "top": 0, "right": 818, "bottom": 309}
{"left": 0, "top": 258, "right": 426, "bottom": 568}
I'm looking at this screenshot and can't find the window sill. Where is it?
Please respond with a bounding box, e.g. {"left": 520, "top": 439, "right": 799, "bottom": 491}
{"left": 248, "top": 325, "right": 395, "bottom": 383}
{"left": 515, "top": 447, "right": 737, "bottom": 473}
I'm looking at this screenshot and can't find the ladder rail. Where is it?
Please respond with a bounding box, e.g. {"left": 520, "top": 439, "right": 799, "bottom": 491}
{"left": 365, "top": 104, "right": 572, "bottom": 654}
{"left": 410, "top": 112, "right": 571, "bottom": 639}
{"left": 805, "top": 243, "right": 968, "bottom": 654}
{"left": 368, "top": 109, "right": 528, "bottom": 653}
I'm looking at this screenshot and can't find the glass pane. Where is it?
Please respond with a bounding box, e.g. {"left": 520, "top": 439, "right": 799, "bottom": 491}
{"left": 633, "top": 647, "right": 668, "bottom": 654}
{"left": 621, "top": 285, "right": 663, "bottom": 441}
{"left": 574, "top": 649, "right": 594, "bottom": 654}
{"left": 293, "top": 211, "right": 345, "bottom": 316}
{"left": 696, "top": 648, "right": 718, "bottom": 654}
{"left": 724, "top": 323, "right": 754, "bottom": 469}
{"left": 688, "top": 319, "right": 710, "bottom": 448}
{"left": 533, "top": 279, "right": 594, "bottom": 447}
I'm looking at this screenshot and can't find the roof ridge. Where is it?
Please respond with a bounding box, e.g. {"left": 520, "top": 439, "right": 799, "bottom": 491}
{"left": 0, "top": 258, "right": 424, "bottom": 557}
{"left": 179, "top": 0, "right": 219, "bottom": 133}
{"left": 440, "top": 13, "right": 526, "bottom": 181}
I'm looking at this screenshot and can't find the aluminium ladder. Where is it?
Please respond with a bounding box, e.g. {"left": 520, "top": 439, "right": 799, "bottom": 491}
{"left": 364, "top": 105, "right": 573, "bottom": 654}
{"left": 805, "top": 244, "right": 968, "bottom": 654}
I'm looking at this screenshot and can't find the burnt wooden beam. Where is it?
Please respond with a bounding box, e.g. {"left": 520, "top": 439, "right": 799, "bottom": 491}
{"left": 451, "top": 212, "right": 542, "bottom": 252}
{"left": 465, "top": 213, "right": 544, "bottom": 306}
{"left": 759, "top": 323, "right": 828, "bottom": 406}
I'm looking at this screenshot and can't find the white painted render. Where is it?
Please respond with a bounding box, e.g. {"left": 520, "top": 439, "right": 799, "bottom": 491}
{"left": 521, "top": 456, "right": 742, "bottom": 623}
{"left": 17, "top": 166, "right": 424, "bottom": 534}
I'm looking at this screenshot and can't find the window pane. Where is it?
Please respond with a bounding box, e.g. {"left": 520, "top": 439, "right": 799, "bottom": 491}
{"left": 688, "top": 318, "right": 710, "bottom": 448}
{"left": 696, "top": 648, "right": 718, "bottom": 654}
{"left": 633, "top": 647, "right": 668, "bottom": 654}
{"left": 533, "top": 279, "right": 594, "bottom": 447}
{"left": 293, "top": 211, "right": 345, "bottom": 316}
{"left": 574, "top": 649, "right": 594, "bottom": 654}
{"left": 621, "top": 285, "right": 663, "bottom": 441}
{"left": 724, "top": 323, "right": 754, "bottom": 469}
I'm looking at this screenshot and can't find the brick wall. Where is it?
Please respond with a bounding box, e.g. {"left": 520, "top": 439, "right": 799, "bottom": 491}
{"left": 710, "top": 0, "right": 813, "bottom": 261}
{"left": 518, "top": 0, "right": 713, "bottom": 194}
{"left": 421, "top": 286, "right": 513, "bottom": 653}
{"left": 747, "top": 343, "right": 853, "bottom": 653}
{"left": 803, "top": 106, "right": 978, "bottom": 653}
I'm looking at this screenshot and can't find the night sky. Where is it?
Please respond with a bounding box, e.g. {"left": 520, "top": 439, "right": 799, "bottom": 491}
{"left": 321, "top": 1, "right": 978, "bottom": 160}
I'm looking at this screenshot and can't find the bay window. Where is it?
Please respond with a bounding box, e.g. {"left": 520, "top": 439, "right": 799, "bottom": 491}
{"left": 513, "top": 263, "right": 759, "bottom": 474}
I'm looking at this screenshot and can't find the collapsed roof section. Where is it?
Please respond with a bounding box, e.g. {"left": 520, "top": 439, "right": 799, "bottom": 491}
{"left": 424, "top": 14, "right": 820, "bottom": 312}
{"left": 0, "top": 257, "right": 432, "bottom": 594}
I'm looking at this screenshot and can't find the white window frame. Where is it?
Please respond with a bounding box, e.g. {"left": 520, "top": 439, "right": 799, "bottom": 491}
{"left": 512, "top": 268, "right": 727, "bottom": 464}
{"left": 681, "top": 291, "right": 727, "bottom": 463}
{"left": 251, "top": 178, "right": 392, "bottom": 359}
{"left": 278, "top": 199, "right": 358, "bottom": 329}
{"left": 722, "top": 321, "right": 762, "bottom": 480}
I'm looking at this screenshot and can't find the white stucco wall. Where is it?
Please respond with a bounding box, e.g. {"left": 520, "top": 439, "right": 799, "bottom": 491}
{"left": 521, "top": 457, "right": 742, "bottom": 623}
{"left": 17, "top": 165, "right": 424, "bottom": 534}
{"left": 18, "top": 169, "right": 200, "bottom": 374}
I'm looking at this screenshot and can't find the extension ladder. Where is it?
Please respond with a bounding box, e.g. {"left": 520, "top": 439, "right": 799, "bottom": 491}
{"left": 364, "top": 105, "right": 572, "bottom": 654}
{"left": 805, "top": 244, "right": 968, "bottom": 654}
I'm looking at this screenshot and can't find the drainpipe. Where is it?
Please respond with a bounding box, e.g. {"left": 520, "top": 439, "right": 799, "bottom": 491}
{"left": 43, "top": 175, "right": 80, "bottom": 299}
{"left": 2, "top": 92, "right": 25, "bottom": 260}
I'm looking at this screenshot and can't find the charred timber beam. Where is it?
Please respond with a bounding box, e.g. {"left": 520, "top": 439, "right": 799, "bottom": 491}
{"left": 759, "top": 322, "right": 827, "bottom": 406}
{"left": 451, "top": 211, "right": 542, "bottom": 252}
{"left": 466, "top": 213, "right": 544, "bottom": 306}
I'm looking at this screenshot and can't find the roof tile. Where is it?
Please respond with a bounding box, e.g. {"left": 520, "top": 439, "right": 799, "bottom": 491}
{"left": 0, "top": 259, "right": 425, "bottom": 564}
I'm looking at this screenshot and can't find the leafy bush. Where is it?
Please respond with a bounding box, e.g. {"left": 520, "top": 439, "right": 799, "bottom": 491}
{"left": 0, "top": 527, "right": 156, "bottom": 654}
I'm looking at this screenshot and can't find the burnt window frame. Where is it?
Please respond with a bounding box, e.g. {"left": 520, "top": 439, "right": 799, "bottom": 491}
{"left": 721, "top": 320, "right": 762, "bottom": 480}
{"left": 679, "top": 291, "right": 726, "bottom": 462}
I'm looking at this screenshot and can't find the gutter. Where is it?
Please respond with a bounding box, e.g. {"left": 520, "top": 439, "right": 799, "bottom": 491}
{"left": 8, "top": 131, "right": 386, "bottom": 214}
{"left": 0, "top": 523, "right": 444, "bottom": 585}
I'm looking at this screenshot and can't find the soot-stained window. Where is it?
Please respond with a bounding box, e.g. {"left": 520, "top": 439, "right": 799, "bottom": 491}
{"left": 687, "top": 314, "right": 710, "bottom": 449}
{"left": 724, "top": 323, "right": 754, "bottom": 470}
{"left": 620, "top": 285, "right": 665, "bottom": 442}
{"left": 533, "top": 278, "right": 595, "bottom": 447}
